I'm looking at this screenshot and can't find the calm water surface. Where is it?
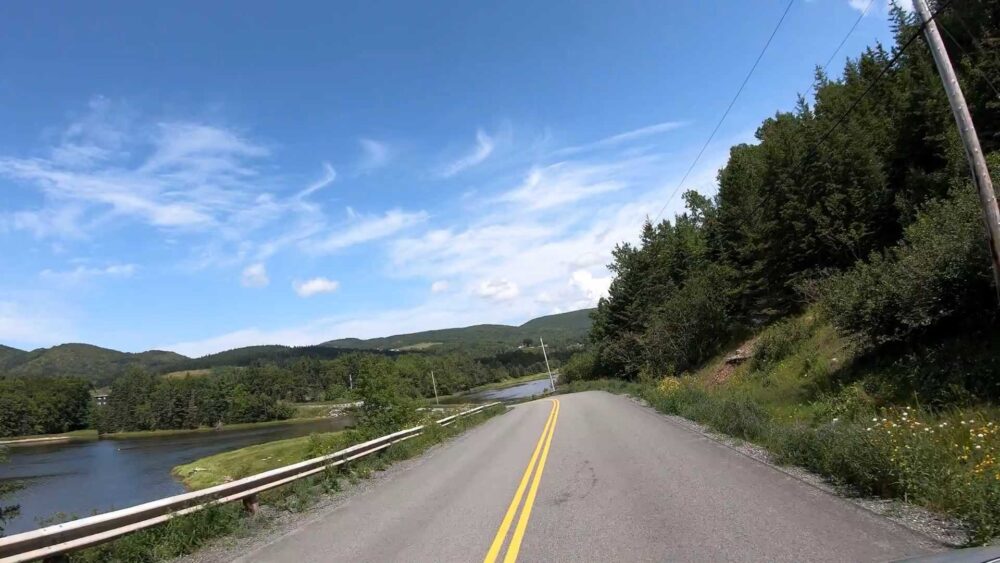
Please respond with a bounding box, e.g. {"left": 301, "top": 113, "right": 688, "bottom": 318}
{"left": 466, "top": 378, "right": 553, "bottom": 401}
{"left": 0, "top": 417, "right": 352, "bottom": 535}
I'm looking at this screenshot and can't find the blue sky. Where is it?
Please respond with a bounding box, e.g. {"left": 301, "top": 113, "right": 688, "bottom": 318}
{"left": 0, "top": 0, "right": 901, "bottom": 357}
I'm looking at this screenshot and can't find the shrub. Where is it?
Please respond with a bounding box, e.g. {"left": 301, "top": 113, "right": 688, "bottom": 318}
{"left": 356, "top": 357, "right": 417, "bottom": 437}
{"left": 750, "top": 317, "right": 811, "bottom": 371}
{"left": 820, "top": 184, "right": 996, "bottom": 347}
{"left": 641, "top": 264, "right": 740, "bottom": 375}
{"left": 561, "top": 350, "right": 600, "bottom": 384}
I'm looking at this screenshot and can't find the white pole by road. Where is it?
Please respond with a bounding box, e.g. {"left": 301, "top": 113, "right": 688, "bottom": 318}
{"left": 913, "top": 0, "right": 1000, "bottom": 302}
{"left": 430, "top": 370, "right": 440, "bottom": 405}
{"left": 540, "top": 338, "right": 556, "bottom": 392}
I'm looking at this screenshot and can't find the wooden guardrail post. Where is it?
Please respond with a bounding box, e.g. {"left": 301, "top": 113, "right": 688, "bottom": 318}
{"left": 242, "top": 494, "right": 259, "bottom": 515}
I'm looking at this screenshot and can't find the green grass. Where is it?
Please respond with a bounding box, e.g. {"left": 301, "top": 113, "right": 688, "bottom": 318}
{"left": 564, "top": 311, "right": 1000, "bottom": 545}
{"left": 73, "top": 405, "right": 506, "bottom": 562}
{"left": 394, "top": 342, "right": 441, "bottom": 351}
{"left": 174, "top": 431, "right": 355, "bottom": 490}
{"left": 161, "top": 368, "right": 211, "bottom": 380}
{"left": 0, "top": 429, "right": 98, "bottom": 445}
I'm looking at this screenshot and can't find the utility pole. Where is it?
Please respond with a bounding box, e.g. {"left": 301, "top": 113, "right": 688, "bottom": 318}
{"left": 914, "top": 0, "right": 1000, "bottom": 302}
{"left": 430, "top": 370, "right": 439, "bottom": 405}
{"left": 539, "top": 338, "right": 556, "bottom": 393}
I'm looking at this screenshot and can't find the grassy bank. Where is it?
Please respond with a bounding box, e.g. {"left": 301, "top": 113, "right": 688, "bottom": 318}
{"left": 174, "top": 430, "right": 354, "bottom": 490}
{"left": 70, "top": 404, "right": 506, "bottom": 562}
{"left": 0, "top": 429, "right": 98, "bottom": 446}
{"left": 103, "top": 416, "right": 337, "bottom": 440}
{"left": 291, "top": 399, "right": 359, "bottom": 419}
{"left": 563, "top": 313, "right": 1000, "bottom": 544}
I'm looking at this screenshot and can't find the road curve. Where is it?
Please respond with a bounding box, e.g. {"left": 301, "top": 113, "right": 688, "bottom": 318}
{"left": 236, "top": 391, "right": 942, "bottom": 563}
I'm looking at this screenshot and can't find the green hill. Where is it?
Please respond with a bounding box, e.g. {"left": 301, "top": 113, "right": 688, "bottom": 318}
{"left": 1, "top": 344, "right": 188, "bottom": 384}
{"left": 0, "top": 308, "right": 594, "bottom": 382}
{"left": 173, "top": 344, "right": 354, "bottom": 370}
{"left": 322, "top": 308, "right": 594, "bottom": 353}
{"left": 0, "top": 344, "right": 26, "bottom": 370}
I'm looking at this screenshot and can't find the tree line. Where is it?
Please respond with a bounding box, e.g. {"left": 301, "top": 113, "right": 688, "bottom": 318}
{"left": 0, "top": 345, "right": 562, "bottom": 436}
{"left": 572, "top": 3, "right": 1000, "bottom": 402}
{"left": 0, "top": 377, "right": 91, "bottom": 438}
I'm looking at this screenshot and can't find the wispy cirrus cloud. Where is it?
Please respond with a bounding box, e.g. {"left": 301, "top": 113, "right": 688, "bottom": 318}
{"left": 358, "top": 138, "right": 391, "bottom": 172}
{"left": 551, "top": 120, "right": 688, "bottom": 157}
{"left": 305, "top": 208, "right": 428, "bottom": 254}
{"left": 494, "top": 156, "right": 659, "bottom": 211}
{"left": 39, "top": 263, "right": 137, "bottom": 284}
{"left": 439, "top": 128, "right": 495, "bottom": 177}
{"left": 2, "top": 99, "right": 427, "bottom": 278}
{"left": 0, "top": 100, "right": 268, "bottom": 235}
{"left": 297, "top": 162, "right": 336, "bottom": 198}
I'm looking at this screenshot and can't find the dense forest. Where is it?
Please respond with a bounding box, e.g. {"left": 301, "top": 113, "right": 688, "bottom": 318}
{"left": 0, "top": 345, "right": 562, "bottom": 436}
{"left": 572, "top": 2, "right": 1000, "bottom": 404}
{"left": 0, "top": 377, "right": 91, "bottom": 437}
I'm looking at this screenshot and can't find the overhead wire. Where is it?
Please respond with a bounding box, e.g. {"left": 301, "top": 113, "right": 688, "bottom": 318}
{"left": 743, "top": 0, "right": 957, "bottom": 222}
{"left": 649, "top": 0, "right": 795, "bottom": 224}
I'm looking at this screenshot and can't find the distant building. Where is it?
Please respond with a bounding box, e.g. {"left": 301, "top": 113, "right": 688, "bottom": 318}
{"left": 91, "top": 388, "right": 110, "bottom": 407}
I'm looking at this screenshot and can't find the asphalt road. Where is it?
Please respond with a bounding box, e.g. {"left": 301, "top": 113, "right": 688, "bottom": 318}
{"left": 236, "top": 391, "right": 943, "bottom": 563}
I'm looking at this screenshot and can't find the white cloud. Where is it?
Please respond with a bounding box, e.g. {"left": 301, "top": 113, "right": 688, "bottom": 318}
{"left": 241, "top": 263, "right": 269, "bottom": 288}
{"left": 495, "top": 158, "right": 655, "bottom": 211}
{"left": 0, "top": 104, "right": 272, "bottom": 236}
{"left": 569, "top": 269, "right": 612, "bottom": 301}
{"left": 475, "top": 278, "right": 519, "bottom": 301}
{"left": 293, "top": 277, "right": 340, "bottom": 297}
{"left": 553, "top": 120, "right": 687, "bottom": 157}
{"left": 358, "top": 138, "right": 390, "bottom": 172}
{"left": 306, "top": 208, "right": 428, "bottom": 254}
{"left": 430, "top": 280, "right": 450, "bottom": 293}
{"left": 159, "top": 143, "right": 733, "bottom": 357}
{"left": 297, "top": 162, "right": 336, "bottom": 198}
{"left": 389, "top": 140, "right": 734, "bottom": 318}
{"left": 439, "top": 129, "right": 495, "bottom": 177}
{"left": 39, "top": 263, "right": 137, "bottom": 284}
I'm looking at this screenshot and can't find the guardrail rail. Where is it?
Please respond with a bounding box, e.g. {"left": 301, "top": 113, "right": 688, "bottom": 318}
{"left": 0, "top": 402, "right": 501, "bottom": 563}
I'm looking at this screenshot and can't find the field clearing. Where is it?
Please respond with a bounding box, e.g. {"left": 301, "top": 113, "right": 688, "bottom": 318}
{"left": 161, "top": 368, "right": 212, "bottom": 379}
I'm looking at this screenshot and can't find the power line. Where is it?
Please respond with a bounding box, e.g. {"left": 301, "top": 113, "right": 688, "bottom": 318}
{"left": 650, "top": 0, "right": 795, "bottom": 224}
{"left": 745, "top": 0, "right": 956, "bottom": 221}
{"left": 937, "top": 18, "right": 1000, "bottom": 97}
{"left": 801, "top": 0, "right": 875, "bottom": 98}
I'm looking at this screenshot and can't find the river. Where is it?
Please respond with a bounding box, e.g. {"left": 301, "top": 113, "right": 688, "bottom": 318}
{"left": 0, "top": 417, "right": 352, "bottom": 536}
{"left": 464, "top": 377, "right": 553, "bottom": 401}
{"left": 0, "top": 379, "right": 551, "bottom": 537}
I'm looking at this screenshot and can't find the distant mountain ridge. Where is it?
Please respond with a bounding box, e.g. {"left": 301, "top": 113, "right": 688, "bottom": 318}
{"left": 321, "top": 309, "right": 593, "bottom": 351}
{"left": 0, "top": 308, "right": 594, "bottom": 383}
{"left": 0, "top": 343, "right": 187, "bottom": 383}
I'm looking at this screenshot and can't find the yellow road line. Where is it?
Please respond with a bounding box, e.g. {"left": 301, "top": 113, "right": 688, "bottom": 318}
{"left": 503, "top": 399, "right": 559, "bottom": 563}
{"left": 483, "top": 400, "right": 558, "bottom": 563}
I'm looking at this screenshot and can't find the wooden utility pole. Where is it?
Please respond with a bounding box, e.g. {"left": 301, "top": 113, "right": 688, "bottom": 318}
{"left": 430, "top": 370, "right": 439, "bottom": 405}
{"left": 914, "top": 0, "right": 1000, "bottom": 301}
{"left": 539, "top": 338, "right": 556, "bottom": 392}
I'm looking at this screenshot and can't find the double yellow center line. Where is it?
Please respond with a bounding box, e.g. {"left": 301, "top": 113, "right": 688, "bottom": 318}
{"left": 483, "top": 399, "right": 560, "bottom": 563}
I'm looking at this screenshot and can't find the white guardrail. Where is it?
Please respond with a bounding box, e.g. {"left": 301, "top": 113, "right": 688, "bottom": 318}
{"left": 0, "top": 402, "right": 501, "bottom": 563}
